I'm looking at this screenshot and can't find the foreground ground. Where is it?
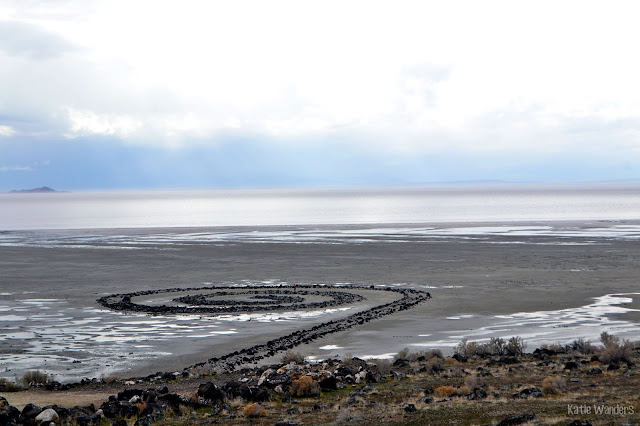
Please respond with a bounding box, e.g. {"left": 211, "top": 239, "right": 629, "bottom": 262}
{"left": 2, "top": 336, "right": 639, "bottom": 425}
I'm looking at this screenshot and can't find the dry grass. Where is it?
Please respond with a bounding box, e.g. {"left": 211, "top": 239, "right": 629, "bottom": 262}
{"left": 464, "top": 374, "right": 482, "bottom": 389}
{"left": 370, "top": 359, "right": 391, "bottom": 375}
{"left": 599, "top": 332, "right": 634, "bottom": 364}
{"left": 454, "top": 385, "right": 471, "bottom": 397}
{"left": 541, "top": 376, "right": 566, "bottom": 395}
{"left": 281, "top": 350, "right": 304, "bottom": 364}
{"left": 243, "top": 402, "right": 266, "bottom": 418}
{"left": 444, "top": 357, "right": 460, "bottom": 367}
{"left": 434, "top": 385, "right": 456, "bottom": 398}
{"left": 227, "top": 396, "right": 244, "bottom": 409}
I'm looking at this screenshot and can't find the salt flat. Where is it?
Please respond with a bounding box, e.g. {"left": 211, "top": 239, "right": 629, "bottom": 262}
{"left": 1, "top": 220, "right": 639, "bottom": 382}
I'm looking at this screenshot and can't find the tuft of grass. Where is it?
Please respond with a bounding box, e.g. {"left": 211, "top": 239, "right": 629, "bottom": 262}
{"left": 434, "top": 385, "right": 456, "bottom": 398}
{"left": 336, "top": 408, "right": 364, "bottom": 424}
{"left": 541, "top": 376, "right": 566, "bottom": 395}
{"left": 243, "top": 402, "right": 266, "bottom": 418}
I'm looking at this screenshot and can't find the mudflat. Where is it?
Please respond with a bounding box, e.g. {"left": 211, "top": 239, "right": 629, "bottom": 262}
{"left": 1, "top": 221, "right": 639, "bottom": 381}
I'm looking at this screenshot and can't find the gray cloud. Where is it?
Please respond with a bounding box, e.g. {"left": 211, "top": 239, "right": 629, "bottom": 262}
{"left": 0, "top": 20, "right": 78, "bottom": 59}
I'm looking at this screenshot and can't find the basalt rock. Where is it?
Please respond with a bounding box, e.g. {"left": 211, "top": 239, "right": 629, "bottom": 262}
{"left": 21, "top": 403, "right": 42, "bottom": 419}
{"left": 496, "top": 413, "right": 536, "bottom": 426}
{"left": 197, "top": 382, "right": 226, "bottom": 402}
{"left": 35, "top": 408, "right": 59, "bottom": 424}
{"left": 318, "top": 375, "right": 338, "bottom": 391}
{"left": 513, "top": 388, "right": 543, "bottom": 399}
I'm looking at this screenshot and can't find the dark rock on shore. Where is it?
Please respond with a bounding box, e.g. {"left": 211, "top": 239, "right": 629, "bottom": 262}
{"left": 496, "top": 412, "right": 536, "bottom": 426}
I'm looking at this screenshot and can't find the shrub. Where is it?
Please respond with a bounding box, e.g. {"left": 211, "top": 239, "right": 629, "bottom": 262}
{"left": 506, "top": 336, "right": 526, "bottom": 356}
{"left": 0, "top": 378, "right": 20, "bottom": 392}
{"left": 434, "top": 385, "right": 456, "bottom": 398}
{"left": 289, "top": 375, "right": 320, "bottom": 397}
{"left": 466, "top": 341, "right": 492, "bottom": 358}
{"left": 488, "top": 337, "right": 506, "bottom": 356}
{"left": 541, "top": 343, "right": 566, "bottom": 354}
{"left": 281, "top": 350, "right": 304, "bottom": 364}
{"left": 464, "top": 374, "right": 481, "bottom": 389}
{"left": 454, "top": 340, "right": 469, "bottom": 358}
{"left": 567, "top": 338, "right": 597, "bottom": 355}
{"left": 370, "top": 359, "right": 391, "bottom": 375}
{"left": 443, "top": 357, "right": 459, "bottom": 367}
{"left": 454, "top": 385, "right": 471, "bottom": 396}
{"left": 394, "top": 348, "right": 443, "bottom": 362}
{"left": 542, "top": 376, "right": 566, "bottom": 395}
{"left": 600, "top": 331, "right": 619, "bottom": 348}
{"left": 455, "top": 336, "right": 526, "bottom": 359}
{"left": 599, "top": 339, "right": 634, "bottom": 365}
{"left": 243, "top": 402, "right": 266, "bottom": 417}
{"left": 21, "top": 370, "right": 48, "bottom": 386}
{"left": 422, "top": 349, "right": 444, "bottom": 360}
{"left": 394, "top": 348, "right": 410, "bottom": 361}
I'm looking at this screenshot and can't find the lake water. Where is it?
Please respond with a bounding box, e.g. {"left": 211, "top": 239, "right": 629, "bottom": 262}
{"left": 1, "top": 184, "right": 639, "bottom": 231}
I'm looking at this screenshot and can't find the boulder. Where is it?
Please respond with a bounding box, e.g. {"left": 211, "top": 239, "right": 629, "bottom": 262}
{"left": 564, "top": 361, "right": 580, "bottom": 370}
{"left": 404, "top": 404, "right": 417, "bottom": 413}
{"left": 21, "top": 403, "right": 42, "bottom": 419}
{"left": 393, "top": 358, "right": 410, "bottom": 368}
{"left": 197, "top": 382, "right": 226, "bottom": 401}
{"left": 513, "top": 388, "right": 543, "bottom": 399}
{"left": 318, "top": 375, "right": 338, "bottom": 391}
{"left": 334, "top": 366, "right": 353, "bottom": 377}
{"left": 0, "top": 399, "right": 20, "bottom": 424}
{"left": 264, "top": 373, "right": 291, "bottom": 389}
{"left": 223, "top": 380, "right": 251, "bottom": 399}
{"left": 496, "top": 413, "right": 536, "bottom": 426}
{"left": 118, "top": 389, "right": 143, "bottom": 401}
{"left": 35, "top": 408, "right": 59, "bottom": 423}
{"left": 468, "top": 387, "right": 487, "bottom": 400}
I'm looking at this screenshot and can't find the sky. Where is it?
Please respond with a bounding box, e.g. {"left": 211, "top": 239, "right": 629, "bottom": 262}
{"left": 1, "top": 0, "right": 640, "bottom": 190}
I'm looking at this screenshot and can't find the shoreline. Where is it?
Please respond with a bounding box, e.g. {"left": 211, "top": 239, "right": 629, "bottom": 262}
{"left": 3, "top": 217, "right": 640, "bottom": 234}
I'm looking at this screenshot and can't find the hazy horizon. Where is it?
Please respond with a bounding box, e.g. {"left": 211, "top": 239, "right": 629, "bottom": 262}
{"left": 5, "top": 178, "right": 640, "bottom": 193}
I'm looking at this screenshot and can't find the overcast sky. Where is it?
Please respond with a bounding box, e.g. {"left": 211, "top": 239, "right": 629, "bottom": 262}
{"left": 1, "top": 0, "right": 639, "bottom": 190}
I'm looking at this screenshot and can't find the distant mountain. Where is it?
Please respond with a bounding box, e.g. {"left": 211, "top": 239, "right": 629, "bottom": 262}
{"left": 8, "top": 186, "right": 66, "bottom": 193}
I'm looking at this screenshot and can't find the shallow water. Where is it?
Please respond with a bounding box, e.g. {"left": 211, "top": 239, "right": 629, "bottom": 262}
{"left": 1, "top": 185, "right": 639, "bottom": 231}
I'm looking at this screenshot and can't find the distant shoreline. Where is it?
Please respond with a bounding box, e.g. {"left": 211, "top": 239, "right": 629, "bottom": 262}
{"left": 8, "top": 186, "right": 68, "bottom": 194}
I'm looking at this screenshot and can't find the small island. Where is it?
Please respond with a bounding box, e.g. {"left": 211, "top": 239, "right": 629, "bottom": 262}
{"left": 8, "top": 186, "right": 66, "bottom": 193}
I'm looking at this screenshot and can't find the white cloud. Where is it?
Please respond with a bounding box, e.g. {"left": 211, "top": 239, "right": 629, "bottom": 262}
{"left": 0, "top": 165, "right": 32, "bottom": 172}
{"left": 1, "top": 0, "right": 640, "bottom": 155}
{"left": 0, "top": 20, "right": 77, "bottom": 59}
{"left": 0, "top": 125, "right": 16, "bottom": 137}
